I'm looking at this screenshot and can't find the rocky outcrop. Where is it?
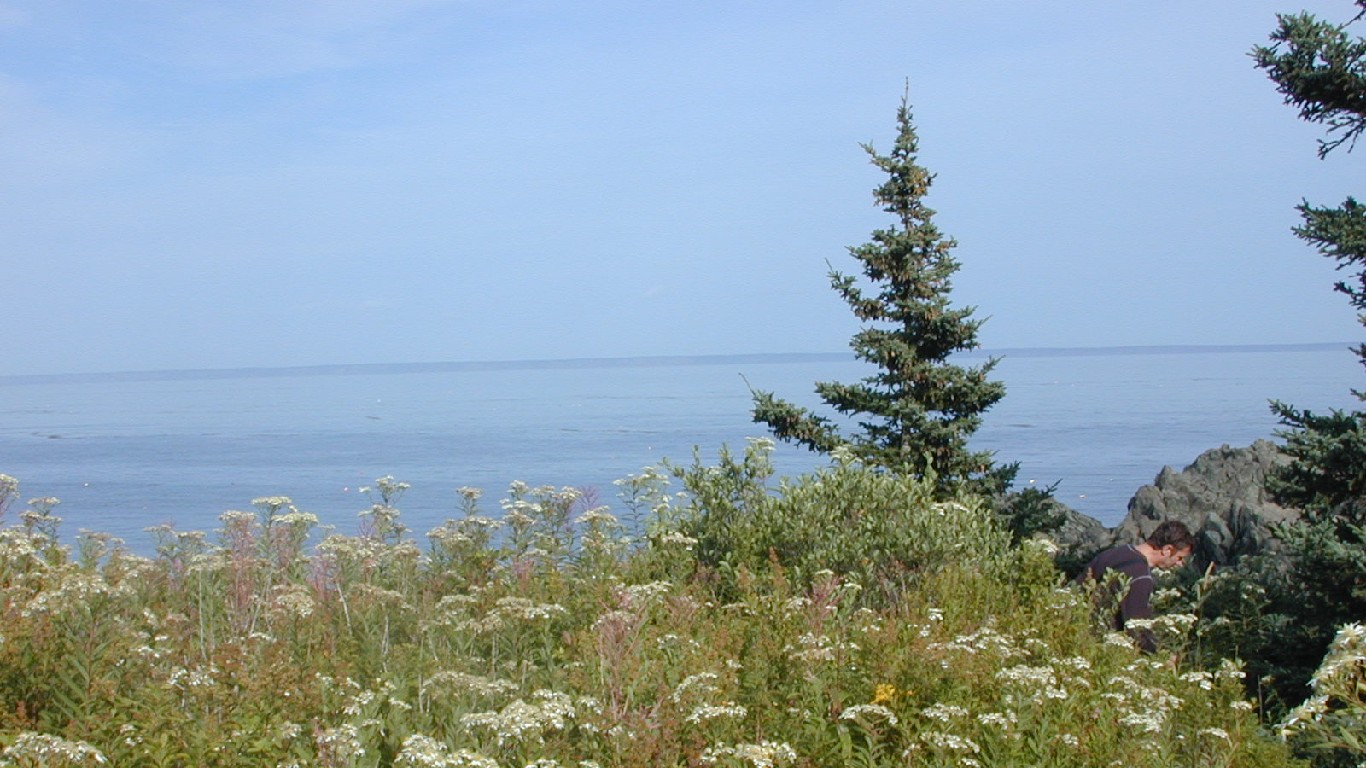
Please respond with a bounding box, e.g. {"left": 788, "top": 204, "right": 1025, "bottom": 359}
{"left": 1051, "top": 504, "right": 1114, "bottom": 560}
{"left": 1109, "top": 440, "right": 1300, "bottom": 568}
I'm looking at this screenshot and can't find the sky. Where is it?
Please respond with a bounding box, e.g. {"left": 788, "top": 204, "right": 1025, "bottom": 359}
{"left": 2, "top": 0, "right": 1363, "bottom": 376}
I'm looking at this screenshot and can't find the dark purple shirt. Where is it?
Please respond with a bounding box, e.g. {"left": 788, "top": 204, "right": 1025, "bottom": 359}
{"left": 1079, "top": 544, "right": 1156, "bottom": 653}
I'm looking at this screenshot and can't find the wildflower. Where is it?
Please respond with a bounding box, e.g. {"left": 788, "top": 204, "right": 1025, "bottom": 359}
{"left": 995, "top": 664, "right": 1064, "bottom": 701}
{"left": 671, "top": 672, "right": 721, "bottom": 703}
{"left": 621, "top": 581, "right": 672, "bottom": 607}
{"left": 1215, "top": 658, "right": 1246, "bottom": 681}
{"left": 700, "top": 741, "right": 796, "bottom": 768}
{"left": 1026, "top": 536, "right": 1060, "bottom": 555}
{"left": 574, "top": 506, "right": 617, "bottom": 526}
{"left": 921, "top": 731, "right": 981, "bottom": 754}
{"left": 20, "top": 570, "right": 133, "bottom": 619}
{"left": 1152, "top": 613, "right": 1197, "bottom": 632}
{"left": 1, "top": 732, "right": 107, "bottom": 765}
{"left": 928, "top": 625, "right": 1022, "bottom": 658}
{"left": 460, "top": 690, "right": 578, "bottom": 746}
{"left": 1336, "top": 621, "right": 1365, "bottom": 643}
{"left": 841, "top": 704, "right": 899, "bottom": 725}
{"left": 1279, "top": 694, "right": 1330, "bottom": 737}
{"left": 1118, "top": 711, "right": 1164, "bottom": 733}
{"left": 976, "top": 712, "right": 1016, "bottom": 729}
{"left": 921, "top": 703, "right": 969, "bottom": 721}
{"left": 1179, "top": 670, "right": 1214, "bottom": 691}
{"left": 166, "top": 665, "right": 218, "bottom": 690}
{"left": 1103, "top": 631, "right": 1136, "bottom": 648}
{"left": 786, "top": 632, "right": 859, "bottom": 662}
{"left": 315, "top": 724, "right": 366, "bottom": 763}
{"left": 686, "top": 702, "right": 747, "bottom": 724}
{"left": 1198, "top": 728, "right": 1231, "bottom": 741}
{"left": 656, "top": 531, "right": 698, "bottom": 548}
{"left": 423, "top": 671, "right": 518, "bottom": 700}
{"left": 218, "top": 509, "right": 256, "bottom": 526}
{"left": 274, "top": 510, "right": 319, "bottom": 527}
{"left": 494, "top": 596, "right": 567, "bottom": 622}
{"left": 393, "top": 734, "right": 500, "bottom": 768}
{"left": 871, "top": 683, "right": 897, "bottom": 704}
{"left": 271, "top": 584, "right": 316, "bottom": 619}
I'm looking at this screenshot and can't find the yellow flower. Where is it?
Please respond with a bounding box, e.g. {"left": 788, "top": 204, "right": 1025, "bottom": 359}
{"left": 872, "top": 684, "right": 897, "bottom": 705}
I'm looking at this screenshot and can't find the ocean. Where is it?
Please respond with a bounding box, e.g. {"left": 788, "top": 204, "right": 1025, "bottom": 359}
{"left": 0, "top": 345, "right": 1359, "bottom": 552}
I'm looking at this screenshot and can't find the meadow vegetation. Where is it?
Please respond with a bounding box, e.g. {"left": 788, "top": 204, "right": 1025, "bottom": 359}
{"left": 0, "top": 444, "right": 1330, "bottom": 768}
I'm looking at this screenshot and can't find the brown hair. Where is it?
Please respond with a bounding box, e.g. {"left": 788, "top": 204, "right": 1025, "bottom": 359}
{"left": 1145, "top": 520, "right": 1195, "bottom": 551}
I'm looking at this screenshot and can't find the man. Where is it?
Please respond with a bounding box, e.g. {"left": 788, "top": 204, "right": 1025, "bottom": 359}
{"left": 1078, "top": 520, "right": 1196, "bottom": 653}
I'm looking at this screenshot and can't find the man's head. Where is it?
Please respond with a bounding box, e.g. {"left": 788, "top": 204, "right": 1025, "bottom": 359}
{"left": 1143, "top": 520, "right": 1195, "bottom": 569}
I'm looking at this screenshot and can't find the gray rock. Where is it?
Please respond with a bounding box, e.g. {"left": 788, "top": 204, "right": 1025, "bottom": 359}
{"left": 1050, "top": 504, "right": 1113, "bottom": 558}
{"left": 1111, "top": 439, "right": 1300, "bottom": 567}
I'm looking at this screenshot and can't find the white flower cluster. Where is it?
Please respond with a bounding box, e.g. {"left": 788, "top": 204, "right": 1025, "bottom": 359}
{"left": 273, "top": 510, "right": 320, "bottom": 528}
{"left": 1279, "top": 622, "right": 1366, "bottom": 739}
{"left": 928, "top": 624, "right": 1023, "bottom": 659}
{"left": 995, "top": 664, "right": 1069, "bottom": 702}
{"left": 839, "top": 703, "right": 899, "bottom": 726}
{"left": 315, "top": 723, "right": 366, "bottom": 764}
{"left": 785, "top": 632, "right": 859, "bottom": 663}
{"left": 686, "top": 702, "right": 747, "bottom": 725}
{"left": 20, "top": 570, "right": 133, "bottom": 619}
{"left": 428, "top": 516, "right": 504, "bottom": 549}
{"left": 574, "top": 506, "right": 618, "bottom": 527}
{"left": 699, "top": 740, "right": 797, "bottom": 768}
{"left": 0, "top": 529, "right": 41, "bottom": 564}
{"left": 494, "top": 596, "right": 568, "bottom": 622}
{"left": 166, "top": 664, "right": 219, "bottom": 690}
{"left": 655, "top": 531, "right": 698, "bottom": 548}
{"left": 461, "top": 690, "right": 579, "bottom": 746}
{"left": 0, "top": 732, "right": 106, "bottom": 766}
{"left": 670, "top": 671, "right": 721, "bottom": 704}
{"left": 1179, "top": 670, "right": 1214, "bottom": 691}
{"left": 393, "top": 734, "right": 499, "bottom": 768}
{"left": 1105, "top": 670, "right": 1184, "bottom": 735}
{"left": 920, "top": 730, "right": 981, "bottom": 754}
{"left": 423, "top": 671, "right": 519, "bottom": 700}
{"left": 270, "top": 583, "right": 317, "bottom": 619}
{"left": 976, "top": 711, "right": 1017, "bottom": 729}
{"left": 655, "top": 633, "right": 702, "bottom": 652}
{"left": 920, "top": 703, "right": 969, "bottom": 722}
{"left": 620, "top": 581, "right": 673, "bottom": 609}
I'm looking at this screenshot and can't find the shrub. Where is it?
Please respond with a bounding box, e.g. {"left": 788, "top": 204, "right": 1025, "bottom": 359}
{"left": 669, "top": 440, "right": 1013, "bottom": 604}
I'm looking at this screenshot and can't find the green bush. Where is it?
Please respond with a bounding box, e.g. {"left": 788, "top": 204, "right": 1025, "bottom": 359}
{"left": 670, "top": 440, "right": 1013, "bottom": 604}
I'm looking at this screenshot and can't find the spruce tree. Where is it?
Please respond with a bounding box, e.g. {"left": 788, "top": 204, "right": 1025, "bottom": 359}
{"left": 1254, "top": 2, "right": 1366, "bottom": 520}
{"left": 1220, "top": 1, "right": 1366, "bottom": 718}
{"left": 751, "top": 94, "right": 1011, "bottom": 498}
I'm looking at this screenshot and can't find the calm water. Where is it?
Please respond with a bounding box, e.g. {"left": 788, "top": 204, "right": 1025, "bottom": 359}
{"left": 0, "top": 346, "right": 1358, "bottom": 551}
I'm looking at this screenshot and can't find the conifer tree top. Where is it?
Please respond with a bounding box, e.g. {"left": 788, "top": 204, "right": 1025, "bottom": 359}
{"left": 751, "top": 93, "right": 1008, "bottom": 497}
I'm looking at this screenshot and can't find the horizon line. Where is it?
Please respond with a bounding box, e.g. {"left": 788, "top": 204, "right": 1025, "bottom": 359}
{"left": 1, "top": 341, "right": 1355, "bottom": 386}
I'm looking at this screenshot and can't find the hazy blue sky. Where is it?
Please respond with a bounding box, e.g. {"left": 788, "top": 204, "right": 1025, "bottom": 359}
{"left": 2, "top": 1, "right": 1362, "bottom": 376}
